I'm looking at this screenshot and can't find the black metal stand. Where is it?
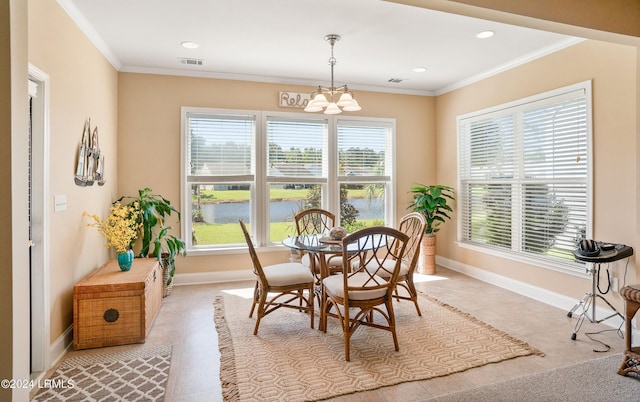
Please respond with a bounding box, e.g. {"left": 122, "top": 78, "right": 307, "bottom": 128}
{"left": 567, "top": 263, "right": 623, "bottom": 340}
{"left": 569, "top": 244, "right": 633, "bottom": 340}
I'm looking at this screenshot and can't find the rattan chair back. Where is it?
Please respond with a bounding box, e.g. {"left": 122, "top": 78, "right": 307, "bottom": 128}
{"left": 239, "top": 219, "right": 315, "bottom": 334}
{"left": 295, "top": 208, "right": 335, "bottom": 236}
{"left": 321, "top": 226, "right": 409, "bottom": 361}
{"left": 393, "top": 212, "right": 427, "bottom": 315}
{"left": 398, "top": 212, "right": 427, "bottom": 277}
{"left": 239, "top": 219, "right": 268, "bottom": 287}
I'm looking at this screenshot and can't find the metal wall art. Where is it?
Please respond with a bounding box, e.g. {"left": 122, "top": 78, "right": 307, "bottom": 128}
{"left": 75, "top": 118, "right": 105, "bottom": 186}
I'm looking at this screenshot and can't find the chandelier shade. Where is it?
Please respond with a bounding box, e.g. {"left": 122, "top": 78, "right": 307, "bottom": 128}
{"left": 304, "top": 34, "right": 361, "bottom": 115}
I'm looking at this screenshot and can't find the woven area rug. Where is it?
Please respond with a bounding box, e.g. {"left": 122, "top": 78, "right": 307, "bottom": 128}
{"left": 33, "top": 345, "right": 171, "bottom": 401}
{"left": 215, "top": 291, "right": 544, "bottom": 401}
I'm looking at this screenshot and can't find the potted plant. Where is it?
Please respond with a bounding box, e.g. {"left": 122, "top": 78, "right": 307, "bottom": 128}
{"left": 83, "top": 202, "right": 140, "bottom": 272}
{"left": 407, "top": 184, "right": 455, "bottom": 274}
{"left": 116, "top": 188, "right": 186, "bottom": 296}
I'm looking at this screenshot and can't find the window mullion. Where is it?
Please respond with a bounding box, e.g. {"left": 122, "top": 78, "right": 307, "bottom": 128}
{"left": 256, "top": 112, "right": 268, "bottom": 246}
{"left": 327, "top": 117, "right": 339, "bottom": 218}
{"left": 512, "top": 111, "right": 524, "bottom": 253}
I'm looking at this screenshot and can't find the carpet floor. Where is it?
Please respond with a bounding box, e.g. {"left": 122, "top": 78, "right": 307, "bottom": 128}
{"left": 426, "top": 353, "right": 640, "bottom": 401}
{"left": 214, "top": 291, "right": 544, "bottom": 401}
{"left": 32, "top": 345, "right": 172, "bottom": 401}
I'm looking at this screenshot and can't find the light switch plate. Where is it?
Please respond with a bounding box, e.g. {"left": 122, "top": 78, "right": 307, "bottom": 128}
{"left": 54, "top": 194, "right": 67, "bottom": 212}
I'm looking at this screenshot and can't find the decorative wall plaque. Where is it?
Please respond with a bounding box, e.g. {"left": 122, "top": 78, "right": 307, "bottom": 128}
{"left": 75, "top": 118, "right": 105, "bottom": 186}
{"left": 279, "top": 92, "right": 311, "bottom": 109}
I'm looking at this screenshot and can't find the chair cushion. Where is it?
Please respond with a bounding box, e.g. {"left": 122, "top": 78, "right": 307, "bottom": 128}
{"left": 355, "top": 259, "right": 409, "bottom": 278}
{"left": 323, "top": 272, "right": 388, "bottom": 301}
{"left": 263, "top": 262, "right": 314, "bottom": 287}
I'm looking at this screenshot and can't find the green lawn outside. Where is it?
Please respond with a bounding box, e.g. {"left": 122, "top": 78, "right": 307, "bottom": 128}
{"left": 193, "top": 219, "right": 383, "bottom": 245}
{"left": 195, "top": 188, "right": 370, "bottom": 202}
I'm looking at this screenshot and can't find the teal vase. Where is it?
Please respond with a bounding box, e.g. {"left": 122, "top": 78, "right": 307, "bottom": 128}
{"left": 117, "top": 249, "right": 134, "bottom": 272}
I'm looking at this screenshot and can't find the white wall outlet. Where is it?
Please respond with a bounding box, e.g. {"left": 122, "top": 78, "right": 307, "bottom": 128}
{"left": 612, "top": 277, "right": 619, "bottom": 292}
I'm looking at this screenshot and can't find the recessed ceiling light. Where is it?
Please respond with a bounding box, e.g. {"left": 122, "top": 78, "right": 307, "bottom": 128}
{"left": 413, "top": 67, "right": 427, "bottom": 73}
{"left": 476, "top": 30, "right": 495, "bottom": 39}
{"left": 181, "top": 41, "right": 199, "bottom": 49}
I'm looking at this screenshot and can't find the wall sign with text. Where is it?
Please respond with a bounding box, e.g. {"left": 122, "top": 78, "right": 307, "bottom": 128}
{"left": 279, "top": 92, "right": 311, "bottom": 109}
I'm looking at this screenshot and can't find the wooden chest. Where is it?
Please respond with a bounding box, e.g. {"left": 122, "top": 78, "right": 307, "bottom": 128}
{"left": 73, "top": 258, "right": 162, "bottom": 350}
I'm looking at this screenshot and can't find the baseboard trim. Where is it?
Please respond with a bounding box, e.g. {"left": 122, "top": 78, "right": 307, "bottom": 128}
{"left": 173, "top": 269, "right": 254, "bottom": 285}
{"left": 49, "top": 325, "right": 73, "bottom": 369}
{"left": 436, "top": 255, "right": 637, "bottom": 336}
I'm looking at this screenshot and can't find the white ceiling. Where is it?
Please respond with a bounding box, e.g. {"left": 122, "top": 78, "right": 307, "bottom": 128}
{"left": 61, "top": 0, "right": 581, "bottom": 95}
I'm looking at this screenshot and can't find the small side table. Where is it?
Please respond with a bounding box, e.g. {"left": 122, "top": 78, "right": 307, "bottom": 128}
{"left": 618, "top": 284, "right": 640, "bottom": 376}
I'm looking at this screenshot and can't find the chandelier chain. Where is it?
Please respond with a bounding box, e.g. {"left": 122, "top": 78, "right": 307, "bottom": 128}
{"left": 304, "top": 33, "right": 361, "bottom": 114}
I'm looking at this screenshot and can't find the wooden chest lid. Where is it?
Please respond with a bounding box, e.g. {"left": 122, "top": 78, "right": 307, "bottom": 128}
{"left": 74, "top": 258, "right": 159, "bottom": 294}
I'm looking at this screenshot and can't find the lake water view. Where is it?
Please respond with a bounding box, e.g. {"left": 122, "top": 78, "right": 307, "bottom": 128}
{"left": 199, "top": 198, "right": 384, "bottom": 224}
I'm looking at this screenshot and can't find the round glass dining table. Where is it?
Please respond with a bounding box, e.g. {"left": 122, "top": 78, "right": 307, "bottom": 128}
{"left": 282, "top": 233, "right": 383, "bottom": 279}
{"left": 282, "top": 232, "right": 387, "bottom": 331}
{"left": 282, "top": 234, "right": 342, "bottom": 278}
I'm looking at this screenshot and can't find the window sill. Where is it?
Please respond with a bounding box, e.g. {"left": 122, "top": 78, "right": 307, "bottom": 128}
{"left": 185, "top": 244, "right": 288, "bottom": 257}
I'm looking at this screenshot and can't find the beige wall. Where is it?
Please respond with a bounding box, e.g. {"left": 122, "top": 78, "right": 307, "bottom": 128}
{"left": 2, "top": 0, "right": 30, "bottom": 399}
{"left": 389, "top": 0, "right": 640, "bottom": 46}
{"left": 117, "top": 73, "right": 436, "bottom": 274}
{"left": 29, "top": 0, "right": 119, "bottom": 343}
{"left": 436, "top": 39, "right": 637, "bottom": 306}
{"left": 1, "top": 0, "right": 14, "bottom": 394}
{"left": 452, "top": 0, "right": 640, "bottom": 38}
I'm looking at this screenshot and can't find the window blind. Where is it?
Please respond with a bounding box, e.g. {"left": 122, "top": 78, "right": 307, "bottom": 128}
{"left": 265, "top": 117, "right": 326, "bottom": 180}
{"left": 458, "top": 82, "right": 590, "bottom": 267}
{"left": 337, "top": 122, "right": 391, "bottom": 180}
{"left": 186, "top": 113, "right": 255, "bottom": 179}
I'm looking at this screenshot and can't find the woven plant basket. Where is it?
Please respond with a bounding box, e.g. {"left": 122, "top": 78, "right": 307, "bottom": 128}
{"left": 418, "top": 234, "right": 437, "bottom": 275}
{"left": 161, "top": 257, "right": 173, "bottom": 297}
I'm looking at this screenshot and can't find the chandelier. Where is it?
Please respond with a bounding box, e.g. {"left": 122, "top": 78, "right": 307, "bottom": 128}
{"left": 304, "top": 34, "right": 361, "bottom": 114}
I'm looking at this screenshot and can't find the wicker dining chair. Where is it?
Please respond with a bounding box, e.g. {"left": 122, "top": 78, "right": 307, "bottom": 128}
{"left": 239, "top": 220, "right": 315, "bottom": 335}
{"left": 294, "top": 208, "right": 343, "bottom": 277}
{"left": 321, "top": 226, "right": 409, "bottom": 361}
{"left": 393, "top": 212, "right": 427, "bottom": 315}
{"left": 355, "top": 213, "right": 426, "bottom": 315}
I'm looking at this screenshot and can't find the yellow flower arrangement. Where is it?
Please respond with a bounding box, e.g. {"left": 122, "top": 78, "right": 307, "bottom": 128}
{"left": 84, "top": 202, "right": 140, "bottom": 253}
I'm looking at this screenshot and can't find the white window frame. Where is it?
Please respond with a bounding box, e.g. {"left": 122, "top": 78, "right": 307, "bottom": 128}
{"left": 181, "top": 107, "right": 396, "bottom": 255}
{"left": 335, "top": 117, "right": 397, "bottom": 224}
{"left": 456, "top": 81, "right": 593, "bottom": 275}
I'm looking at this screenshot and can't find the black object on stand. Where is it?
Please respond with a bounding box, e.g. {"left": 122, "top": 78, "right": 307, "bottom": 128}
{"left": 569, "top": 242, "right": 633, "bottom": 341}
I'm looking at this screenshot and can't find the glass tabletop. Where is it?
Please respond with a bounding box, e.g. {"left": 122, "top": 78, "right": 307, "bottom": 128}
{"left": 282, "top": 234, "right": 342, "bottom": 253}
{"left": 282, "top": 234, "right": 384, "bottom": 254}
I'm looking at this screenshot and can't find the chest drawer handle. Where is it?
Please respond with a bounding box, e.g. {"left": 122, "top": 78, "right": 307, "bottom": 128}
{"left": 103, "top": 308, "right": 120, "bottom": 323}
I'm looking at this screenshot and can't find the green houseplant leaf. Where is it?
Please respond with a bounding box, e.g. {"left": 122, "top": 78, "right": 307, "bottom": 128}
{"left": 116, "top": 188, "right": 186, "bottom": 286}
{"left": 407, "top": 184, "right": 455, "bottom": 234}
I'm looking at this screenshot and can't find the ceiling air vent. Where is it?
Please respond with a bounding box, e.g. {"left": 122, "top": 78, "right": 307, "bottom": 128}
{"left": 388, "top": 78, "right": 404, "bottom": 83}
{"left": 178, "top": 57, "right": 204, "bottom": 66}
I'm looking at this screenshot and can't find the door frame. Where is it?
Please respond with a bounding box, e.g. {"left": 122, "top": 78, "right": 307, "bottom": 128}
{"left": 28, "top": 64, "right": 50, "bottom": 375}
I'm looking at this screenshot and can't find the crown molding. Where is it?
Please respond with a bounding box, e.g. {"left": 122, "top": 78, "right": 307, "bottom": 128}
{"left": 57, "top": 0, "right": 122, "bottom": 70}
{"left": 435, "top": 37, "right": 585, "bottom": 95}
